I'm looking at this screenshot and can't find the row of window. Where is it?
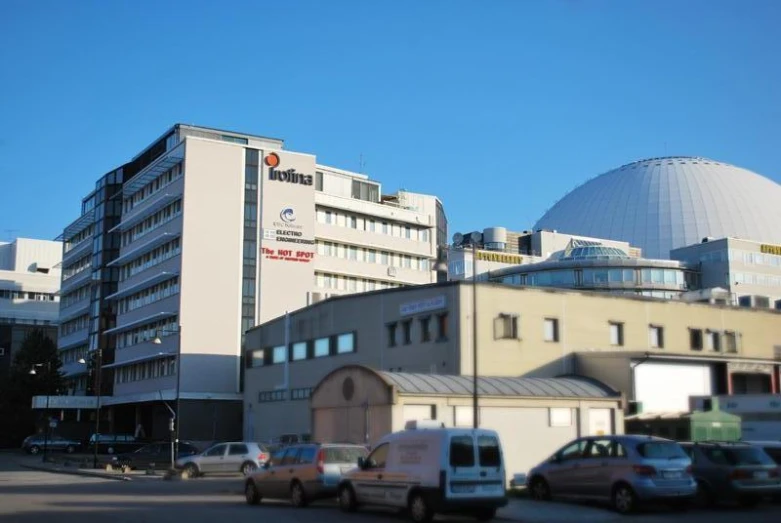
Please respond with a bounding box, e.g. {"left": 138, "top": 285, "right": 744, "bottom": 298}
{"left": 117, "top": 277, "right": 180, "bottom": 314}
{"left": 61, "top": 285, "right": 90, "bottom": 308}
{"left": 241, "top": 148, "right": 259, "bottom": 339}
{"left": 62, "top": 254, "right": 91, "bottom": 281}
{"left": 491, "top": 314, "right": 740, "bottom": 354}
{"left": 697, "top": 248, "right": 781, "bottom": 267}
{"left": 116, "top": 316, "right": 178, "bottom": 349}
{"left": 733, "top": 272, "right": 781, "bottom": 288}
{"left": 246, "top": 332, "right": 355, "bottom": 368}
{"left": 738, "top": 295, "right": 781, "bottom": 310}
{"left": 115, "top": 357, "right": 177, "bottom": 384}
{"left": 0, "top": 290, "right": 58, "bottom": 301}
{"left": 315, "top": 272, "right": 405, "bottom": 292}
{"left": 123, "top": 163, "right": 182, "bottom": 214}
{"left": 64, "top": 224, "right": 94, "bottom": 253}
{"left": 119, "top": 237, "right": 181, "bottom": 281}
{"left": 496, "top": 268, "right": 690, "bottom": 288}
{"left": 64, "top": 374, "right": 89, "bottom": 393}
{"left": 316, "top": 208, "right": 430, "bottom": 243}
{"left": 60, "top": 345, "right": 88, "bottom": 365}
{"left": 61, "top": 314, "right": 89, "bottom": 336}
{"left": 121, "top": 199, "right": 182, "bottom": 247}
{"left": 257, "top": 387, "right": 313, "bottom": 403}
{"left": 387, "top": 313, "right": 449, "bottom": 346}
{"left": 316, "top": 240, "right": 431, "bottom": 271}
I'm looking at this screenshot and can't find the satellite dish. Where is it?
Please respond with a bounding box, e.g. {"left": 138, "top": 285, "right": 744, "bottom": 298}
{"left": 470, "top": 231, "right": 482, "bottom": 244}
{"left": 452, "top": 233, "right": 464, "bottom": 246}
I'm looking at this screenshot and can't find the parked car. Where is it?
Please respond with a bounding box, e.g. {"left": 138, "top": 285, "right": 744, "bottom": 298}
{"left": 337, "top": 421, "right": 507, "bottom": 523}
{"left": 527, "top": 435, "right": 696, "bottom": 514}
{"left": 176, "top": 441, "right": 270, "bottom": 477}
{"left": 87, "top": 433, "right": 145, "bottom": 455}
{"left": 680, "top": 441, "right": 781, "bottom": 507}
{"left": 745, "top": 441, "right": 781, "bottom": 465}
{"left": 269, "top": 433, "right": 312, "bottom": 446}
{"left": 22, "top": 434, "right": 82, "bottom": 455}
{"left": 245, "top": 443, "right": 368, "bottom": 507}
{"left": 111, "top": 442, "right": 200, "bottom": 470}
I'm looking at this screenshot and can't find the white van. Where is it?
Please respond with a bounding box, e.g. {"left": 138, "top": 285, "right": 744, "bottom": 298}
{"left": 337, "top": 421, "right": 507, "bottom": 523}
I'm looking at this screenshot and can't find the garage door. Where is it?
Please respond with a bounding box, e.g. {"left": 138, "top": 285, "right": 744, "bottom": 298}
{"left": 635, "top": 362, "right": 712, "bottom": 412}
{"left": 480, "top": 407, "right": 577, "bottom": 479}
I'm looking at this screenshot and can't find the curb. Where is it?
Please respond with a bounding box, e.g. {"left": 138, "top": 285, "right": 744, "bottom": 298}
{"left": 19, "top": 463, "right": 132, "bottom": 481}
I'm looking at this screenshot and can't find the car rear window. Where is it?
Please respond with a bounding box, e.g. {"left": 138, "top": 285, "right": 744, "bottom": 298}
{"left": 636, "top": 442, "right": 687, "bottom": 459}
{"left": 478, "top": 435, "right": 501, "bottom": 467}
{"left": 324, "top": 447, "right": 367, "bottom": 464}
{"left": 763, "top": 447, "right": 781, "bottom": 464}
{"left": 717, "top": 447, "right": 775, "bottom": 466}
{"left": 450, "top": 436, "right": 475, "bottom": 467}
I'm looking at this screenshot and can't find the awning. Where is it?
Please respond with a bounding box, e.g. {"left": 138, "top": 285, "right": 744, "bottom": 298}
{"left": 62, "top": 238, "right": 93, "bottom": 262}
{"left": 106, "top": 271, "right": 179, "bottom": 301}
{"left": 60, "top": 269, "right": 92, "bottom": 294}
{"left": 122, "top": 144, "right": 185, "bottom": 197}
{"left": 58, "top": 302, "right": 91, "bottom": 323}
{"left": 106, "top": 232, "right": 180, "bottom": 267}
{"left": 102, "top": 351, "right": 175, "bottom": 369}
{"left": 103, "top": 311, "right": 177, "bottom": 335}
{"left": 109, "top": 193, "right": 181, "bottom": 233}
{"left": 58, "top": 210, "right": 95, "bottom": 242}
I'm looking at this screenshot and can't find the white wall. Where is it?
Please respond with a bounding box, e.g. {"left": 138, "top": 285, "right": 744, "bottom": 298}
{"left": 635, "top": 362, "right": 713, "bottom": 412}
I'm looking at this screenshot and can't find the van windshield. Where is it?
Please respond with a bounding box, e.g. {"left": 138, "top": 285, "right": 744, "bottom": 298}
{"left": 450, "top": 436, "right": 475, "bottom": 467}
{"left": 478, "top": 435, "right": 501, "bottom": 467}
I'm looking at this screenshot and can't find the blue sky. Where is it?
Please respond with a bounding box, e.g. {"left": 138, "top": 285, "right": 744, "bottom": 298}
{"left": 1, "top": 0, "right": 779, "bottom": 241}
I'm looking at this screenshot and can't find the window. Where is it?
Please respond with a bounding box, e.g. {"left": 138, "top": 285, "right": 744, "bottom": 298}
{"left": 477, "top": 435, "right": 501, "bottom": 466}
{"left": 281, "top": 448, "right": 300, "bottom": 465}
{"left": 381, "top": 222, "right": 389, "bottom": 234}
{"left": 349, "top": 216, "right": 357, "bottom": 229}
{"left": 404, "top": 225, "right": 411, "bottom": 239}
{"left": 365, "top": 443, "right": 389, "bottom": 469}
{"left": 380, "top": 251, "right": 389, "bottom": 265}
{"left": 420, "top": 316, "right": 431, "bottom": 342}
{"left": 298, "top": 447, "right": 317, "bottom": 464}
{"left": 314, "top": 338, "right": 330, "bottom": 358}
{"left": 204, "top": 445, "right": 226, "bottom": 457}
{"left": 387, "top": 323, "right": 397, "bottom": 347}
{"left": 649, "top": 325, "right": 664, "bottom": 349}
{"left": 436, "top": 313, "right": 448, "bottom": 341}
{"left": 402, "top": 320, "right": 412, "bottom": 345}
{"left": 325, "top": 211, "right": 333, "bottom": 224}
{"left": 272, "top": 345, "right": 287, "bottom": 364}
{"left": 258, "top": 390, "right": 287, "bottom": 402}
{"left": 558, "top": 440, "right": 586, "bottom": 461}
{"left": 228, "top": 444, "right": 249, "bottom": 456}
{"left": 707, "top": 330, "right": 721, "bottom": 352}
{"left": 609, "top": 322, "right": 624, "bottom": 346}
{"left": 690, "top": 328, "right": 703, "bottom": 351}
{"left": 315, "top": 171, "right": 323, "bottom": 191}
{"left": 449, "top": 436, "right": 475, "bottom": 467}
{"left": 366, "top": 249, "right": 376, "bottom": 263}
{"left": 494, "top": 314, "right": 519, "bottom": 340}
{"left": 337, "top": 333, "right": 355, "bottom": 354}
{"left": 292, "top": 341, "right": 307, "bottom": 361}
{"left": 584, "top": 439, "right": 612, "bottom": 458}
{"left": 724, "top": 331, "right": 738, "bottom": 353}
{"left": 544, "top": 318, "right": 559, "bottom": 342}
{"left": 636, "top": 442, "right": 687, "bottom": 459}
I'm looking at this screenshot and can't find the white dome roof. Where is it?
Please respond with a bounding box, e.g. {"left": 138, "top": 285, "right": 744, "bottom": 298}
{"left": 534, "top": 157, "right": 781, "bottom": 259}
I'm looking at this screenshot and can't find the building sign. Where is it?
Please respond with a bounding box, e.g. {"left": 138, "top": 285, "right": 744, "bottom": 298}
{"left": 261, "top": 247, "right": 313, "bottom": 263}
{"left": 760, "top": 243, "right": 781, "bottom": 256}
{"left": 400, "top": 295, "right": 447, "bottom": 316}
{"left": 475, "top": 251, "right": 523, "bottom": 264}
{"left": 727, "top": 362, "right": 773, "bottom": 375}
{"left": 266, "top": 153, "right": 313, "bottom": 186}
{"left": 31, "top": 395, "right": 98, "bottom": 409}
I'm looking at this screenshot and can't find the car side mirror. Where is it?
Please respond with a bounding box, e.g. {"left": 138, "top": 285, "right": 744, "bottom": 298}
{"left": 357, "top": 457, "right": 367, "bottom": 469}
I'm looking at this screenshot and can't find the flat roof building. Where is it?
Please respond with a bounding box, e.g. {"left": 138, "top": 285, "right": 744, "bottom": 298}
{"left": 54, "top": 124, "right": 446, "bottom": 444}
{"left": 244, "top": 281, "right": 781, "bottom": 441}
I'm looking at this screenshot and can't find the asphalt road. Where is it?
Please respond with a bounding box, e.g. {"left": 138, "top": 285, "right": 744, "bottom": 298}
{"left": 1, "top": 452, "right": 781, "bottom": 523}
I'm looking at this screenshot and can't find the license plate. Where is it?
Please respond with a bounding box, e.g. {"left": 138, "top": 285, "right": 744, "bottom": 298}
{"left": 754, "top": 471, "right": 769, "bottom": 479}
{"left": 662, "top": 471, "right": 681, "bottom": 479}
{"left": 452, "top": 484, "right": 476, "bottom": 493}
{"left": 481, "top": 483, "right": 501, "bottom": 492}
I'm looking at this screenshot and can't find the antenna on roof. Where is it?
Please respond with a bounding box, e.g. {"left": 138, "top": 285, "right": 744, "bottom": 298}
{"left": 359, "top": 153, "right": 366, "bottom": 174}
{"left": 4, "top": 229, "right": 18, "bottom": 242}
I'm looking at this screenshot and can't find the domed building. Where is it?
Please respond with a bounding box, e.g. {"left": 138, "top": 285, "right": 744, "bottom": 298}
{"left": 534, "top": 157, "right": 781, "bottom": 259}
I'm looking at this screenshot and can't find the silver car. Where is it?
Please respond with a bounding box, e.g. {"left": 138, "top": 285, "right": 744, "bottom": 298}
{"left": 176, "top": 442, "right": 270, "bottom": 477}
{"left": 527, "top": 435, "right": 696, "bottom": 514}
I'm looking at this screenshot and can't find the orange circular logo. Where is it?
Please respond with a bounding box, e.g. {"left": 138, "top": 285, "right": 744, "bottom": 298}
{"left": 264, "top": 153, "right": 280, "bottom": 167}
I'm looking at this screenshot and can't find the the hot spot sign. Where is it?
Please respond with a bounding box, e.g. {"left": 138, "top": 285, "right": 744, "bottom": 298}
{"left": 265, "top": 152, "right": 313, "bottom": 186}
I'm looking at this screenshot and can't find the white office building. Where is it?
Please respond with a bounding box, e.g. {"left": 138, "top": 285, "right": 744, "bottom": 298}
{"left": 55, "top": 124, "right": 446, "bottom": 443}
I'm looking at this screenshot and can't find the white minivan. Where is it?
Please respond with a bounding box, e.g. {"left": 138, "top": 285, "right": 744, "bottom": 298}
{"left": 338, "top": 421, "right": 507, "bottom": 523}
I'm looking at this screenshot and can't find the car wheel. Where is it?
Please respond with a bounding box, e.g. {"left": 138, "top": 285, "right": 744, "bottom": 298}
{"left": 29, "top": 445, "right": 40, "bottom": 455}
{"left": 530, "top": 477, "right": 551, "bottom": 501}
{"left": 65, "top": 445, "right": 76, "bottom": 454}
{"left": 184, "top": 463, "right": 199, "bottom": 478}
{"left": 338, "top": 485, "right": 357, "bottom": 513}
{"left": 408, "top": 492, "right": 434, "bottom": 523}
{"left": 245, "top": 481, "right": 261, "bottom": 505}
{"left": 241, "top": 462, "right": 257, "bottom": 476}
{"left": 290, "top": 481, "right": 308, "bottom": 508}
{"left": 612, "top": 483, "right": 637, "bottom": 514}
{"left": 474, "top": 508, "right": 496, "bottom": 521}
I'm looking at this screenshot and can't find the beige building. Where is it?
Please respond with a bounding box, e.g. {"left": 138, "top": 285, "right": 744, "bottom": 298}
{"left": 244, "top": 281, "right": 781, "bottom": 441}
{"left": 54, "top": 124, "right": 446, "bottom": 443}
{"left": 310, "top": 365, "right": 624, "bottom": 480}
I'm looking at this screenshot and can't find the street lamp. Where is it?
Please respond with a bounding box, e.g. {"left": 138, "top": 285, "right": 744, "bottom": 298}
{"left": 29, "top": 362, "right": 53, "bottom": 462}
{"left": 153, "top": 325, "right": 182, "bottom": 469}
{"left": 468, "top": 232, "right": 481, "bottom": 429}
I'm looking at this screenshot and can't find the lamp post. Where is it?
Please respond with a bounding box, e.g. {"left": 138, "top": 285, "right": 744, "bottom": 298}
{"left": 154, "top": 325, "right": 182, "bottom": 469}
{"left": 29, "top": 362, "right": 53, "bottom": 462}
{"left": 468, "top": 232, "right": 481, "bottom": 429}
